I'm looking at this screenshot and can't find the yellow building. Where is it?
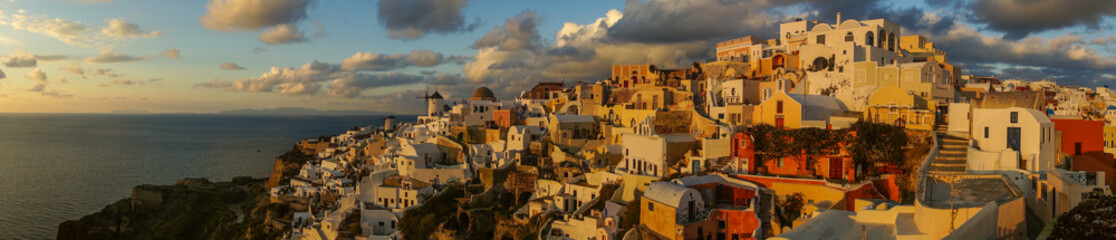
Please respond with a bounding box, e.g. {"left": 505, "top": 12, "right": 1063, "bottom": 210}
{"left": 864, "top": 86, "right": 934, "bottom": 130}
{"left": 1105, "top": 125, "right": 1116, "bottom": 155}
{"left": 852, "top": 61, "right": 954, "bottom": 107}
{"left": 900, "top": 35, "right": 962, "bottom": 87}
{"left": 753, "top": 92, "right": 845, "bottom": 129}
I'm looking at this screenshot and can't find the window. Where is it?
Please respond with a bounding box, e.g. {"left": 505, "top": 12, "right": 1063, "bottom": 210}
{"left": 816, "top": 35, "right": 825, "bottom": 44}
{"left": 1010, "top": 112, "right": 1018, "bottom": 123}
{"left": 719, "top": 220, "right": 726, "bottom": 229}
{"left": 985, "top": 127, "right": 989, "bottom": 138}
{"left": 648, "top": 202, "right": 654, "bottom": 211}
{"left": 777, "top": 157, "right": 784, "bottom": 167}
{"left": 844, "top": 32, "right": 853, "bottom": 42}
{"left": 776, "top": 101, "right": 784, "bottom": 114}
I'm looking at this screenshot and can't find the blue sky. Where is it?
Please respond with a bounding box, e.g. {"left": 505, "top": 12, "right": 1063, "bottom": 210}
{"left": 0, "top": 0, "right": 1114, "bottom": 114}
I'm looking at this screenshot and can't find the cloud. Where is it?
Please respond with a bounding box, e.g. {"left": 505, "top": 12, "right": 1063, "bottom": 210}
{"left": 57, "top": 76, "right": 67, "bottom": 84}
{"left": 407, "top": 50, "right": 444, "bottom": 67}
{"left": 462, "top": 10, "right": 709, "bottom": 98}
{"left": 220, "top": 62, "right": 246, "bottom": 70}
{"left": 604, "top": 0, "right": 789, "bottom": 43}
{"left": 3, "top": 49, "right": 36, "bottom": 67}
{"left": 60, "top": 62, "right": 85, "bottom": 75}
{"left": 196, "top": 59, "right": 433, "bottom": 98}
{"left": 0, "top": 68, "right": 5, "bottom": 79}
{"left": 84, "top": 50, "right": 148, "bottom": 63}
{"left": 0, "top": 36, "right": 22, "bottom": 46}
{"left": 34, "top": 55, "right": 69, "bottom": 62}
{"left": 257, "top": 24, "right": 306, "bottom": 44}
{"left": 41, "top": 91, "right": 73, "bottom": 98}
{"left": 471, "top": 11, "right": 540, "bottom": 51}
{"left": 112, "top": 79, "right": 136, "bottom": 85}
{"left": 161, "top": 49, "right": 180, "bottom": 59}
{"left": 26, "top": 68, "right": 46, "bottom": 92}
{"left": 340, "top": 50, "right": 450, "bottom": 71}
{"left": 200, "top": 0, "right": 311, "bottom": 31}
{"left": 1, "top": 12, "right": 163, "bottom": 47}
{"left": 903, "top": 18, "right": 1116, "bottom": 86}
{"left": 377, "top": 0, "right": 475, "bottom": 39}
{"left": 313, "top": 19, "right": 326, "bottom": 38}
{"left": 251, "top": 47, "right": 267, "bottom": 54}
{"left": 967, "top": 0, "right": 1116, "bottom": 39}
{"left": 326, "top": 72, "right": 425, "bottom": 98}
{"left": 101, "top": 18, "right": 164, "bottom": 38}
{"left": 91, "top": 68, "right": 112, "bottom": 76}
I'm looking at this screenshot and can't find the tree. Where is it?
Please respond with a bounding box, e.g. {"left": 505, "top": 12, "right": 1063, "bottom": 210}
{"left": 775, "top": 193, "right": 805, "bottom": 229}
{"left": 746, "top": 124, "right": 793, "bottom": 158}
{"left": 847, "top": 120, "right": 908, "bottom": 172}
{"left": 1049, "top": 191, "right": 1116, "bottom": 239}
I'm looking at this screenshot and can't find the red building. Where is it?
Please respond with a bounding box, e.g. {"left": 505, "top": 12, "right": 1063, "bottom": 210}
{"left": 731, "top": 132, "right": 757, "bottom": 173}
{"left": 1052, "top": 119, "right": 1103, "bottom": 155}
{"left": 492, "top": 109, "right": 518, "bottom": 128}
{"left": 1072, "top": 151, "right": 1115, "bottom": 188}
{"left": 674, "top": 175, "right": 764, "bottom": 240}
{"left": 522, "top": 82, "right": 565, "bottom": 100}
{"left": 732, "top": 132, "right": 856, "bottom": 182}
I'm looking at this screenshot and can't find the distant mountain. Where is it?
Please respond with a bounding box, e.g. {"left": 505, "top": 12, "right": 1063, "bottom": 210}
{"left": 108, "top": 109, "right": 152, "bottom": 114}
{"left": 217, "top": 107, "right": 391, "bottom": 116}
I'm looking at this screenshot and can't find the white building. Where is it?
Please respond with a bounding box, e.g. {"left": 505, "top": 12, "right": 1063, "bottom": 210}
{"left": 968, "top": 107, "right": 1057, "bottom": 172}
{"left": 507, "top": 125, "right": 543, "bottom": 153}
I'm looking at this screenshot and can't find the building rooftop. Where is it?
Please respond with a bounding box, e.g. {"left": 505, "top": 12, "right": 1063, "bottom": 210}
{"left": 770, "top": 210, "right": 896, "bottom": 240}
{"left": 978, "top": 91, "right": 1044, "bottom": 110}
{"left": 643, "top": 181, "right": 695, "bottom": 208}
{"left": 921, "top": 174, "right": 1022, "bottom": 208}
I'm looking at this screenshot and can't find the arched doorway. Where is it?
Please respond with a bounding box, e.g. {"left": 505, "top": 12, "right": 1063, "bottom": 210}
{"left": 773, "top": 54, "right": 785, "bottom": 69}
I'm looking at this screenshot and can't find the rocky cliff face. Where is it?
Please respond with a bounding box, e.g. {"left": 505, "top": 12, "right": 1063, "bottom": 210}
{"left": 57, "top": 148, "right": 313, "bottom": 240}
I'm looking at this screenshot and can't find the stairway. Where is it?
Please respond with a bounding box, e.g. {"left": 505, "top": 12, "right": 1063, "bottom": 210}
{"left": 928, "top": 125, "right": 968, "bottom": 175}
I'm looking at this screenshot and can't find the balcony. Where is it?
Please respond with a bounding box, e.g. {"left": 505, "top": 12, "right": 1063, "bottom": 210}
{"left": 1064, "top": 171, "right": 1100, "bottom": 186}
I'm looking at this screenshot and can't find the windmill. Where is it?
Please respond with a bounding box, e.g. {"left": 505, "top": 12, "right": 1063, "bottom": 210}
{"left": 415, "top": 81, "right": 444, "bottom": 117}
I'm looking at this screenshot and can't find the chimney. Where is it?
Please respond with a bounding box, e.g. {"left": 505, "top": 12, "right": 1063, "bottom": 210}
{"left": 837, "top": 12, "right": 841, "bottom": 24}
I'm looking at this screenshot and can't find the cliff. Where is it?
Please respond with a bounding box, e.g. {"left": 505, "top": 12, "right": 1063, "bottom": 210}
{"left": 58, "top": 147, "right": 314, "bottom": 240}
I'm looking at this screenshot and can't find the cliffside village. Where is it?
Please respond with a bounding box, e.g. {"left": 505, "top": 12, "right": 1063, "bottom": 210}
{"left": 270, "top": 16, "right": 1115, "bottom": 240}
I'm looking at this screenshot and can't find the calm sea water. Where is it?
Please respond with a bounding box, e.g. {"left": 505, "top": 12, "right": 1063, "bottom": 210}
{"left": 0, "top": 114, "right": 414, "bottom": 239}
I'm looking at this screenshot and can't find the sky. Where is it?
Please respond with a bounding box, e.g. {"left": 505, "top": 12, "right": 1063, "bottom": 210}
{"left": 0, "top": 0, "right": 1114, "bottom": 114}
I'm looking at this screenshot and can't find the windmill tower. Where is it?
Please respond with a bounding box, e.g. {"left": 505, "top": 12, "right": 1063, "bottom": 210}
{"left": 416, "top": 84, "right": 444, "bottom": 117}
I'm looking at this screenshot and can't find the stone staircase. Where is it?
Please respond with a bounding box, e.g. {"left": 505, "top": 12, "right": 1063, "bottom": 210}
{"left": 928, "top": 125, "right": 968, "bottom": 175}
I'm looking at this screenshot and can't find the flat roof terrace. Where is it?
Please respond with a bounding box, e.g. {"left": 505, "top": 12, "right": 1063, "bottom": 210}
{"left": 921, "top": 174, "right": 1022, "bottom": 208}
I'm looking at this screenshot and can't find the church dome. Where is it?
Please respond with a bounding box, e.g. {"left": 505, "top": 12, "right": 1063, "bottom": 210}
{"left": 471, "top": 86, "right": 497, "bottom": 101}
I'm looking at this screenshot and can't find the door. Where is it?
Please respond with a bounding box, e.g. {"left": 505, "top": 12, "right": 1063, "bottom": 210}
{"left": 1075, "top": 142, "right": 1082, "bottom": 155}
{"left": 775, "top": 117, "right": 785, "bottom": 128}
{"left": 692, "top": 160, "right": 702, "bottom": 173}
{"left": 1007, "top": 127, "right": 1021, "bottom": 152}
{"left": 829, "top": 158, "right": 843, "bottom": 180}
{"left": 936, "top": 105, "right": 949, "bottom": 124}
{"left": 688, "top": 200, "right": 695, "bottom": 222}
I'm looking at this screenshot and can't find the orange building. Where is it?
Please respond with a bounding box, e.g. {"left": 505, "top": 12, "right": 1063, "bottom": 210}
{"left": 1072, "top": 151, "right": 1115, "bottom": 188}
{"left": 673, "top": 175, "right": 765, "bottom": 240}
{"left": 522, "top": 82, "right": 564, "bottom": 100}
{"left": 716, "top": 36, "right": 756, "bottom": 62}
{"left": 641, "top": 181, "right": 706, "bottom": 240}
{"left": 1052, "top": 119, "right": 1103, "bottom": 155}
{"left": 731, "top": 132, "right": 757, "bottom": 173}
{"left": 492, "top": 109, "right": 518, "bottom": 128}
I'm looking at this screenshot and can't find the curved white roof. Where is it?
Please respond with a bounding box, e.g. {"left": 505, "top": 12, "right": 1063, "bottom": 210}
{"left": 672, "top": 174, "right": 759, "bottom": 191}
{"left": 644, "top": 181, "right": 699, "bottom": 208}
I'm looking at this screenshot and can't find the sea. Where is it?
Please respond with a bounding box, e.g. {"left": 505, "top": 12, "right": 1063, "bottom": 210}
{"left": 0, "top": 113, "right": 413, "bottom": 239}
